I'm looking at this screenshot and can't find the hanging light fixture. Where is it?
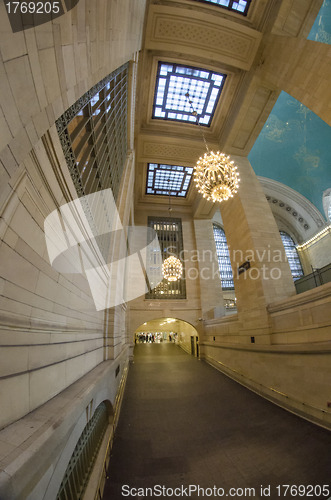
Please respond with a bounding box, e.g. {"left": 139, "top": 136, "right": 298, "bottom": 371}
{"left": 162, "top": 256, "right": 183, "bottom": 282}
{"left": 162, "top": 180, "right": 183, "bottom": 282}
{"left": 185, "top": 93, "right": 240, "bottom": 203}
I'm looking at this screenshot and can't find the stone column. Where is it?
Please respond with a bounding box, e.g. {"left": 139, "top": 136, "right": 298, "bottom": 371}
{"left": 221, "top": 156, "right": 295, "bottom": 343}
{"left": 193, "top": 219, "right": 225, "bottom": 320}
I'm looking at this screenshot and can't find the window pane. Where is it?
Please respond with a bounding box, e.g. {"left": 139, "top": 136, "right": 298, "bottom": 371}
{"left": 213, "top": 224, "right": 234, "bottom": 289}
{"left": 279, "top": 231, "right": 304, "bottom": 281}
{"left": 191, "top": 0, "right": 250, "bottom": 15}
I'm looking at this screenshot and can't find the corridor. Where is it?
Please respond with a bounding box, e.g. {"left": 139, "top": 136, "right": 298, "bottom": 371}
{"left": 103, "top": 344, "right": 331, "bottom": 499}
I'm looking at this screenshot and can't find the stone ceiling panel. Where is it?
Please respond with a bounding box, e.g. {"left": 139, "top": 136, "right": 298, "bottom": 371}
{"left": 145, "top": 5, "right": 262, "bottom": 71}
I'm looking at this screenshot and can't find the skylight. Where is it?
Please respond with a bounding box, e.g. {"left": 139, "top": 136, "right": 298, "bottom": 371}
{"left": 146, "top": 164, "right": 194, "bottom": 197}
{"left": 192, "top": 0, "right": 250, "bottom": 15}
{"left": 153, "top": 63, "right": 226, "bottom": 127}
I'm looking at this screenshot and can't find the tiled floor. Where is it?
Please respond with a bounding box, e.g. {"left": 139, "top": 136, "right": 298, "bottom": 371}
{"left": 103, "top": 343, "right": 331, "bottom": 499}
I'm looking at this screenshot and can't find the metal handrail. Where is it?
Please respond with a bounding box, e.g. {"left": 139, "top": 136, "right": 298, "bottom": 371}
{"left": 93, "top": 361, "right": 130, "bottom": 500}
{"left": 204, "top": 354, "right": 331, "bottom": 416}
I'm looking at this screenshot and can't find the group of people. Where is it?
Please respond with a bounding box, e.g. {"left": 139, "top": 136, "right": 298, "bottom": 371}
{"left": 136, "top": 333, "right": 157, "bottom": 343}
{"left": 135, "top": 333, "right": 178, "bottom": 343}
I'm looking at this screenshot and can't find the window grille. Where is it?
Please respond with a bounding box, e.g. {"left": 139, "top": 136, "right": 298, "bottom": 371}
{"left": 153, "top": 62, "right": 226, "bottom": 126}
{"left": 55, "top": 402, "right": 109, "bottom": 500}
{"left": 191, "top": 0, "right": 251, "bottom": 15}
{"left": 279, "top": 231, "right": 304, "bottom": 281}
{"left": 56, "top": 63, "right": 128, "bottom": 200}
{"left": 146, "top": 217, "right": 186, "bottom": 299}
{"left": 213, "top": 224, "right": 234, "bottom": 289}
{"left": 328, "top": 203, "right": 331, "bottom": 221}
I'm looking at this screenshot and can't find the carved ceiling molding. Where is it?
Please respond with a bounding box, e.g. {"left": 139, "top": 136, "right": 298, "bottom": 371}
{"left": 145, "top": 6, "right": 262, "bottom": 71}
{"left": 273, "top": 213, "right": 303, "bottom": 245}
{"left": 138, "top": 139, "right": 206, "bottom": 165}
{"left": 151, "top": 0, "right": 250, "bottom": 26}
{"left": 265, "top": 195, "right": 310, "bottom": 231}
{"left": 258, "top": 177, "right": 326, "bottom": 229}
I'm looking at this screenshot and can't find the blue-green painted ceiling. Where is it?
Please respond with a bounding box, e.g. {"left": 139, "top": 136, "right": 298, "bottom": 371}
{"left": 248, "top": 0, "right": 331, "bottom": 217}
{"left": 308, "top": 0, "right": 331, "bottom": 43}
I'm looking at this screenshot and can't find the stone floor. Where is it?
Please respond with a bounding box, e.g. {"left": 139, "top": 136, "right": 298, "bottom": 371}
{"left": 103, "top": 343, "right": 331, "bottom": 499}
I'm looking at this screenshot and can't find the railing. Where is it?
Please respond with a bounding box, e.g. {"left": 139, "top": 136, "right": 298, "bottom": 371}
{"left": 56, "top": 403, "right": 109, "bottom": 500}
{"left": 295, "top": 263, "right": 331, "bottom": 294}
{"left": 92, "top": 362, "right": 129, "bottom": 500}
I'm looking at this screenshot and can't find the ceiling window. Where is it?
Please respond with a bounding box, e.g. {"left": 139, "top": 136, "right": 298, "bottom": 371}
{"left": 153, "top": 63, "right": 226, "bottom": 126}
{"left": 192, "top": 0, "right": 251, "bottom": 15}
{"left": 213, "top": 224, "right": 234, "bottom": 289}
{"left": 279, "top": 231, "right": 304, "bottom": 281}
{"left": 146, "top": 163, "right": 194, "bottom": 197}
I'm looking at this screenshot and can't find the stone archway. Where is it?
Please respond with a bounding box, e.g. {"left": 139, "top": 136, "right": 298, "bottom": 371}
{"left": 134, "top": 317, "right": 200, "bottom": 357}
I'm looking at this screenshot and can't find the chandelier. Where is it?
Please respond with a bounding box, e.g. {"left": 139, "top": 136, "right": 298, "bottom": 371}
{"left": 186, "top": 93, "right": 240, "bottom": 203}
{"left": 162, "top": 256, "right": 183, "bottom": 282}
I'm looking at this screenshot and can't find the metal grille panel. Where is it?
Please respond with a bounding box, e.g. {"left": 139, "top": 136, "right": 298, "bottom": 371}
{"left": 146, "top": 217, "right": 186, "bottom": 299}
{"left": 56, "top": 63, "right": 128, "bottom": 200}
{"left": 55, "top": 402, "right": 108, "bottom": 500}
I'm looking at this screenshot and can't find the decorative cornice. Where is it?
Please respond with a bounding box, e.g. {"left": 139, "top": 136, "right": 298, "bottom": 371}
{"left": 145, "top": 6, "right": 262, "bottom": 71}
{"left": 265, "top": 194, "right": 310, "bottom": 231}
{"left": 258, "top": 176, "right": 326, "bottom": 228}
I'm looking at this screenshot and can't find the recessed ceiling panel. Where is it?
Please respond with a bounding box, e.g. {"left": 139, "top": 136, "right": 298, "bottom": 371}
{"left": 146, "top": 163, "right": 194, "bottom": 197}
{"left": 153, "top": 62, "right": 226, "bottom": 126}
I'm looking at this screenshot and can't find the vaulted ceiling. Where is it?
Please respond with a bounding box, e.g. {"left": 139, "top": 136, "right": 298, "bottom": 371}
{"left": 134, "top": 0, "right": 328, "bottom": 222}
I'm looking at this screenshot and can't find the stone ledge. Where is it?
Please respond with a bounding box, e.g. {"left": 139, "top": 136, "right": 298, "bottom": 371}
{"left": 268, "top": 281, "right": 331, "bottom": 312}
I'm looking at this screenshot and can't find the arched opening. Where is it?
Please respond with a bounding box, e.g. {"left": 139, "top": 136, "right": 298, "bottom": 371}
{"left": 134, "top": 318, "right": 200, "bottom": 357}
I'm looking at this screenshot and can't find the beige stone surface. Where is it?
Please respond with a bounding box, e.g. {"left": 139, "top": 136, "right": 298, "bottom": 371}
{"left": 0, "top": 0, "right": 330, "bottom": 497}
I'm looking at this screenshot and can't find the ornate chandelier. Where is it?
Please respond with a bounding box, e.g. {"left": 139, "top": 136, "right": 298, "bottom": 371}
{"left": 186, "top": 93, "right": 240, "bottom": 203}
{"left": 195, "top": 151, "right": 239, "bottom": 202}
{"left": 162, "top": 256, "right": 183, "bottom": 282}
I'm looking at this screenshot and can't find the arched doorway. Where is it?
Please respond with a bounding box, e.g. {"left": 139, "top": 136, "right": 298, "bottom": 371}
{"left": 134, "top": 318, "right": 200, "bottom": 357}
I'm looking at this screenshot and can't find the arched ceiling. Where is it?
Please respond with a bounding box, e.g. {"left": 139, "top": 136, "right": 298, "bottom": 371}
{"left": 248, "top": 91, "right": 331, "bottom": 215}
{"left": 247, "top": 0, "right": 331, "bottom": 217}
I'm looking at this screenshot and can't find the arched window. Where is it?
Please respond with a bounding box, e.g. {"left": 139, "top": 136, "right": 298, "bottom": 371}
{"left": 279, "top": 231, "right": 304, "bottom": 281}
{"left": 328, "top": 203, "right": 331, "bottom": 222}
{"left": 213, "top": 224, "right": 234, "bottom": 289}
